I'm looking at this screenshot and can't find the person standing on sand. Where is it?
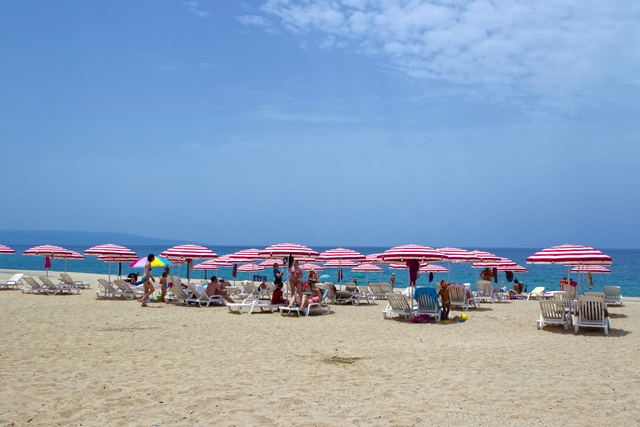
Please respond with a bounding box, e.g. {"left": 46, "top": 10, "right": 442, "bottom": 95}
{"left": 159, "top": 267, "right": 169, "bottom": 302}
{"left": 390, "top": 273, "right": 395, "bottom": 290}
{"left": 140, "top": 254, "right": 155, "bottom": 307}
{"left": 289, "top": 260, "right": 303, "bottom": 304}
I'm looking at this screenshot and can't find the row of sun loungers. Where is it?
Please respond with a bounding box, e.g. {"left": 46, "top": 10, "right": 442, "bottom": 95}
{"left": 537, "top": 292, "right": 615, "bottom": 335}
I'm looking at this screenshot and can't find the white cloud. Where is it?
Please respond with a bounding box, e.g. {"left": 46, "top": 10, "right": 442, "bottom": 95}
{"left": 242, "top": 0, "right": 640, "bottom": 110}
{"left": 182, "top": 1, "right": 210, "bottom": 18}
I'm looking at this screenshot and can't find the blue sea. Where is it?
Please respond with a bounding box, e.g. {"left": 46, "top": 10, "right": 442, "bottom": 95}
{"left": 2, "top": 245, "right": 639, "bottom": 297}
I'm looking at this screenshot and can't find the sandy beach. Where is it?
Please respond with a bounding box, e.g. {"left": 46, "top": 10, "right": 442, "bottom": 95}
{"left": 1, "top": 269, "right": 638, "bottom": 426}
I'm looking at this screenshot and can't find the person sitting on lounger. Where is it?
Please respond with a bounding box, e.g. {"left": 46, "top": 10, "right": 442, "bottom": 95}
{"left": 271, "top": 282, "right": 289, "bottom": 305}
{"left": 438, "top": 280, "right": 450, "bottom": 321}
{"left": 300, "top": 282, "right": 322, "bottom": 309}
{"left": 206, "top": 276, "right": 235, "bottom": 303}
{"left": 508, "top": 279, "right": 523, "bottom": 299}
{"left": 480, "top": 267, "right": 492, "bottom": 281}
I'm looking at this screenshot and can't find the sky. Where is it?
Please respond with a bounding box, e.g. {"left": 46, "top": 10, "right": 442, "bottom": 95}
{"left": 1, "top": 0, "right": 639, "bottom": 248}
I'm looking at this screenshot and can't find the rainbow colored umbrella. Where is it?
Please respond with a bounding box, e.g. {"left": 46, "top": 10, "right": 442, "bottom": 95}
{"left": 129, "top": 256, "right": 172, "bottom": 269}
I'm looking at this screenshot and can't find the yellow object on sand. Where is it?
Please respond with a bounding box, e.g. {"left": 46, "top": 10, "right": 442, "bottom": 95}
{"left": 461, "top": 313, "right": 468, "bottom": 321}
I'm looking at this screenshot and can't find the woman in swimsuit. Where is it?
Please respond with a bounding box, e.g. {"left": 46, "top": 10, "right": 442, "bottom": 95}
{"left": 288, "top": 260, "right": 303, "bottom": 304}
{"left": 140, "top": 254, "right": 155, "bottom": 307}
{"left": 300, "top": 282, "right": 322, "bottom": 309}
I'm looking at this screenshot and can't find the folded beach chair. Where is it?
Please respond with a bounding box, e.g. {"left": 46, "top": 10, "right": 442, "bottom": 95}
{"left": 527, "top": 287, "right": 546, "bottom": 300}
{"left": 413, "top": 287, "right": 441, "bottom": 322}
{"left": 383, "top": 293, "right": 415, "bottom": 320}
{"left": 40, "top": 276, "right": 78, "bottom": 295}
{"left": 537, "top": 300, "right": 570, "bottom": 332}
{"left": 60, "top": 273, "right": 90, "bottom": 289}
{"left": 574, "top": 296, "right": 610, "bottom": 336}
{"left": 21, "top": 276, "right": 48, "bottom": 294}
{"left": 186, "top": 283, "right": 225, "bottom": 307}
{"left": 603, "top": 286, "right": 624, "bottom": 306}
{"left": 0, "top": 273, "right": 24, "bottom": 290}
{"left": 280, "top": 290, "right": 331, "bottom": 317}
{"left": 448, "top": 284, "right": 478, "bottom": 311}
{"left": 475, "top": 280, "right": 502, "bottom": 304}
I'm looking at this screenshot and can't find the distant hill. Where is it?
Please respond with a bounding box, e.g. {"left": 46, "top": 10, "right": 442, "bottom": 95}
{"left": 0, "top": 230, "right": 198, "bottom": 246}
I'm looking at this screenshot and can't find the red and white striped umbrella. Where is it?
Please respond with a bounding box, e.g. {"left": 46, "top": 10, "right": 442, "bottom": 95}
{"left": 388, "top": 263, "right": 408, "bottom": 270}
{"left": 23, "top": 244, "right": 75, "bottom": 258}
{"left": 420, "top": 264, "right": 449, "bottom": 273}
{"left": 258, "top": 243, "right": 318, "bottom": 258}
{"left": 228, "top": 248, "right": 263, "bottom": 263}
{"left": 497, "top": 264, "right": 528, "bottom": 273}
{"left": 237, "top": 263, "right": 265, "bottom": 273}
{"left": 161, "top": 244, "right": 217, "bottom": 260}
{"left": 570, "top": 265, "right": 610, "bottom": 274}
{"left": 380, "top": 244, "right": 446, "bottom": 263}
{"left": 526, "top": 244, "right": 612, "bottom": 265}
{"left": 301, "top": 263, "right": 324, "bottom": 271}
{"left": 0, "top": 244, "right": 15, "bottom": 254}
{"left": 208, "top": 255, "right": 235, "bottom": 267}
{"left": 323, "top": 260, "right": 358, "bottom": 268}
{"left": 469, "top": 250, "right": 502, "bottom": 262}
{"left": 471, "top": 257, "right": 517, "bottom": 268}
{"left": 192, "top": 260, "right": 219, "bottom": 271}
{"left": 351, "top": 264, "right": 382, "bottom": 272}
{"left": 317, "top": 248, "right": 365, "bottom": 262}
{"left": 258, "top": 258, "right": 285, "bottom": 267}
{"left": 362, "top": 253, "right": 383, "bottom": 264}
{"left": 56, "top": 250, "right": 85, "bottom": 259}
{"left": 437, "top": 247, "right": 479, "bottom": 262}
{"left": 84, "top": 244, "right": 136, "bottom": 258}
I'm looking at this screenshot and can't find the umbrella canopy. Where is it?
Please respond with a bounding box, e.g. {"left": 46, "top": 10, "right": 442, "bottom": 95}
{"left": 380, "top": 244, "right": 446, "bottom": 263}
{"left": 192, "top": 260, "right": 219, "bottom": 271}
{"left": 570, "top": 265, "right": 611, "bottom": 273}
{"left": 419, "top": 264, "right": 449, "bottom": 273}
{"left": 23, "top": 244, "right": 75, "bottom": 257}
{"left": 301, "top": 263, "right": 323, "bottom": 271}
{"left": 526, "top": 244, "right": 612, "bottom": 265}
{"left": 498, "top": 264, "right": 528, "bottom": 273}
{"left": 228, "top": 248, "right": 263, "bottom": 263}
{"left": 258, "top": 258, "right": 285, "bottom": 267}
{"left": 258, "top": 243, "right": 318, "bottom": 259}
{"left": 472, "top": 257, "right": 517, "bottom": 268}
{"left": 437, "top": 247, "right": 479, "bottom": 262}
{"left": 84, "top": 244, "right": 137, "bottom": 258}
{"left": 317, "top": 248, "right": 365, "bottom": 262}
{"left": 323, "top": 260, "right": 358, "bottom": 268}
{"left": 161, "top": 244, "right": 217, "bottom": 260}
{"left": 0, "top": 244, "right": 15, "bottom": 254}
{"left": 237, "top": 263, "right": 264, "bottom": 273}
{"left": 362, "top": 253, "right": 383, "bottom": 264}
{"left": 129, "top": 256, "right": 172, "bottom": 269}
{"left": 469, "top": 250, "right": 502, "bottom": 262}
{"left": 351, "top": 264, "right": 382, "bottom": 272}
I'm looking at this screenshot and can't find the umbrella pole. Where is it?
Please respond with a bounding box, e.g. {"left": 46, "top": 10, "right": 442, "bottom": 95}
{"left": 107, "top": 262, "right": 112, "bottom": 298}
{"left": 187, "top": 260, "right": 192, "bottom": 285}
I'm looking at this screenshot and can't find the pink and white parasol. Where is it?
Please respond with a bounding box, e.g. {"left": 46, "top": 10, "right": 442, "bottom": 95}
{"left": 323, "top": 260, "right": 358, "bottom": 268}
{"left": 472, "top": 257, "right": 517, "bottom": 268}
{"left": 526, "top": 244, "right": 612, "bottom": 265}
{"left": 192, "top": 260, "right": 220, "bottom": 271}
{"left": 419, "top": 264, "right": 449, "bottom": 273}
{"left": 318, "top": 248, "right": 365, "bottom": 262}
{"left": 161, "top": 244, "right": 217, "bottom": 284}
{"left": 258, "top": 243, "right": 318, "bottom": 259}
{"left": 258, "top": 258, "right": 285, "bottom": 267}
{"left": 301, "top": 263, "right": 323, "bottom": 271}
{"left": 84, "top": 244, "right": 136, "bottom": 257}
{"left": 469, "top": 250, "right": 502, "bottom": 262}
{"left": 351, "top": 264, "right": 382, "bottom": 272}
{"left": 237, "top": 263, "right": 265, "bottom": 273}
{"left": 0, "top": 244, "right": 15, "bottom": 254}
{"left": 570, "top": 265, "right": 610, "bottom": 274}
{"left": 228, "top": 248, "right": 263, "bottom": 263}
{"left": 380, "top": 244, "right": 446, "bottom": 263}
{"left": 437, "top": 247, "right": 479, "bottom": 262}
{"left": 23, "top": 244, "right": 80, "bottom": 276}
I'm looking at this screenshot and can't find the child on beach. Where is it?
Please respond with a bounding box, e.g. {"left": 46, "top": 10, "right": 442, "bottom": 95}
{"left": 438, "top": 280, "right": 450, "bottom": 321}
{"left": 271, "top": 282, "right": 288, "bottom": 306}
{"left": 159, "top": 268, "right": 169, "bottom": 302}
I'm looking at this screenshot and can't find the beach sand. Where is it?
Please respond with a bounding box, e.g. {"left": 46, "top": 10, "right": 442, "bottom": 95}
{"left": 1, "top": 269, "right": 639, "bottom": 426}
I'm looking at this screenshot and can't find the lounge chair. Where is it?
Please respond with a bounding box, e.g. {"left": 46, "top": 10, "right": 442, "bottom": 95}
{"left": 559, "top": 282, "right": 577, "bottom": 299}
{"left": 59, "top": 273, "right": 91, "bottom": 289}
{"left": 166, "top": 281, "right": 190, "bottom": 304}
{"left": 315, "top": 283, "right": 336, "bottom": 303}
{"left": 95, "top": 278, "right": 125, "bottom": 298}
{"left": 280, "top": 290, "right": 331, "bottom": 317}
{"left": 337, "top": 285, "right": 373, "bottom": 305}
{"left": 114, "top": 279, "right": 144, "bottom": 299}
{"left": 0, "top": 273, "right": 24, "bottom": 290}
{"left": 413, "top": 287, "right": 441, "bottom": 322}
{"left": 383, "top": 294, "right": 415, "bottom": 320}
{"left": 603, "top": 286, "right": 624, "bottom": 306}
{"left": 537, "top": 300, "right": 570, "bottom": 332}
{"left": 378, "top": 282, "right": 397, "bottom": 294}
{"left": 238, "top": 280, "right": 269, "bottom": 299}
{"left": 40, "top": 276, "right": 78, "bottom": 295}
{"left": 475, "top": 280, "right": 502, "bottom": 304}
{"left": 527, "top": 287, "right": 546, "bottom": 300}
{"left": 21, "top": 276, "right": 47, "bottom": 294}
{"left": 368, "top": 283, "right": 386, "bottom": 300}
{"left": 574, "top": 296, "right": 610, "bottom": 336}
{"left": 186, "top": 283, "right": 225, "bottom": 307}
{"left": 227, "top": 295, "right": 284, "bottom": 314}
{"left": 448, "top": 284, "right": 477, "bottom": 311}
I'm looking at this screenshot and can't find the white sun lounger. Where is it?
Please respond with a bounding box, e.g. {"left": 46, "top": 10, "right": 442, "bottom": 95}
{"left": 383, "top": 294, "right": 415, "bottom": 320}
{"left": 0, "top": 273, "right": 24, "bottom": 290}
{"left": 574, "top": 296, "right": 610, "bottom": 336}
{"left": 537, "top": 300, "right": 570, "bottom": 332}
{"left": 603, "top": 286, "right": 624, "bottom": 306}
